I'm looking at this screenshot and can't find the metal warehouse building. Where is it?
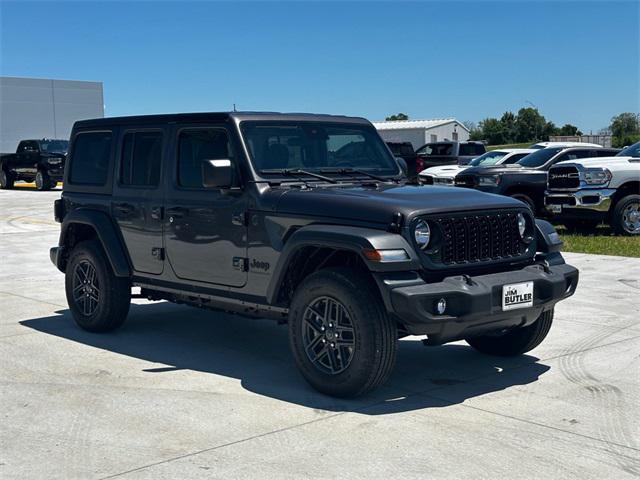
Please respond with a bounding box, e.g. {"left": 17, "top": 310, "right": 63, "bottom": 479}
{"left": 373, "top": 118, "right": 470, "bottom": 149}
{"left": 0, "top": 76, "right": 104, "bottom": 152}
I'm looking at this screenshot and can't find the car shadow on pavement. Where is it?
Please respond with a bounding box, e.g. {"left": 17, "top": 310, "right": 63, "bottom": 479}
{"left": 20, "top": 301, "right": 550, "bottom": 415}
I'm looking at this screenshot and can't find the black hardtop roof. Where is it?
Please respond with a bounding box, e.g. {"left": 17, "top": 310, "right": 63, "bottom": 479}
{"left": 73, "top": 111, "right": 372, "bottom": 128}
{"left": 19, "top": 138, "right": 68, "bottom": 142}
{"left": 553, "top": 146, "right": 619, "bottom": 153}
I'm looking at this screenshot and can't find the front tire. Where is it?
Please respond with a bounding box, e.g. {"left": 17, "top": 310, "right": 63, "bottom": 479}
{"left": 65, "top": 240, "right": 131, "bottom": 332}
{"left": 35, "top": 170, "right": 51, "bottom": 191}
{"left": 612, "top": 194, "right": 640, "bottom": 236}
{"left": 466, "top": 309, "right": 553, "bottom": 356}
{"left": 288, "top": 267, "right": 397, "bottom": 397}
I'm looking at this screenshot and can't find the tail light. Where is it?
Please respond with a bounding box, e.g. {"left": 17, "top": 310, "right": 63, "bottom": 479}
{"left": 54, "top": 199, "right": 65, "bottom": 223}
{"left": 416, "top": 156, "right": 425, "bottom": 173}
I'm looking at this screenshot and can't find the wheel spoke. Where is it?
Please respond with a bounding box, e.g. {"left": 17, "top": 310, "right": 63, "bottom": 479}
{"left": 72, "top": 260, "right": 99, "bottom": 316}
{"left": 302, "top": 296, "right": 356, "bottom": 375}
{"left": 303, "top": 315, "right": 324, "bottom": 335}
{"left": 326, "top": 347, "right": 341, "bottom": 373}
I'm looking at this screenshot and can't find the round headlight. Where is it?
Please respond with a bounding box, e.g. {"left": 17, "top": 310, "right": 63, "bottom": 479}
{"left": 414, "top": 220, "right": 431, "bottom": 249}
{"left": 517, "top": 213, "right": 526, "bottom": 238}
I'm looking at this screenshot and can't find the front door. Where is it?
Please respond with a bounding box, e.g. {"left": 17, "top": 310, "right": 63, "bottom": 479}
{"left": 164, "top": 126, "right": 247, "bottom": 288}
{"left": 112, "top": 129, "right": 165, "bottom": 275}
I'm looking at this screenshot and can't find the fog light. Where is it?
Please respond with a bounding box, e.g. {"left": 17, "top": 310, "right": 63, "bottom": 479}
{"left": 436, "top": 298, "right": 447, "bottom": 315}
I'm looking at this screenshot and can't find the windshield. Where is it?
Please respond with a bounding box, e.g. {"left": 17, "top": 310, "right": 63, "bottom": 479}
{"left": 517, "top": 147, "right": 563, "bottom": 168}
{"left": 416, "top": 143, "right": 453, "bottom": 156}
{"left": 617, "top": 142, "right": 640, "bottom": 158}
{"left": 39, "top": 140, "right": 69, "bottom": 153}
{"left": 468, "top": 151, "right": 508, "bottom": 166}
{"left": 241, "top": 122, "right": 400, "bottom": 176}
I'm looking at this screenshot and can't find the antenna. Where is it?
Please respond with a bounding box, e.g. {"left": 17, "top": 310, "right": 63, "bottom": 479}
{"left": 233, "top": 103, "right": 237, "bottom": 112}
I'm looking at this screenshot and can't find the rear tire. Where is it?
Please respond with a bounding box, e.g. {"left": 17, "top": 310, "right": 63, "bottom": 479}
{"left": 466, "top": 309, "right": 554, "bottom": 356}
{"left": 65, "top": 240, "right": 131, "bottom": 332}
{"left": 0, "top": 169, "right": 14, "bottom": 189}
{"left": 612, "top": 194, "right": 640, "bottom": 236}
{"left": 35, "top": 170, "right": 51, "bottom": 191}
{"left": 288, "top": 267, "right": 397, "bottom": 397}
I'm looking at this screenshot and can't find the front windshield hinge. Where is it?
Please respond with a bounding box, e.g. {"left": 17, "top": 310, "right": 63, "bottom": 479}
{"left": 388, "top": 212, "right": 404, "bottom": 233}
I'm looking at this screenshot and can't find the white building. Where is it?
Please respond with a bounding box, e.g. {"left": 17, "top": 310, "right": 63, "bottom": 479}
{"left": 0, "top": 76, "right": 104, "bottom": 152}
{"left": 373, "top": 118, "right": 470, "bottom": 150}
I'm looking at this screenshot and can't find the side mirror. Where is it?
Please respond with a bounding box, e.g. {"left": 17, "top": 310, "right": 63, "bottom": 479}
{"left": 202, "top": 159, "right": 233, "bottom": 188}
{"left": 395, "top": 157, "right": 408, "bottom": 176}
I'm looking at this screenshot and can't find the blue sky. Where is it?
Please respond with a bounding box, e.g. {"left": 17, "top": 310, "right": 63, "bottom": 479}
{"left": 1, "top": 1, "right": 638, "bottom": 131}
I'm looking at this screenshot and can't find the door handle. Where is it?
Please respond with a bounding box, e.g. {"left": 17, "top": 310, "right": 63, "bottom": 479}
{"left": 114, "top": 203, "right": 133, "bottom": 215}
{"left": 166, "top": 207, "right": 188, "bottom": 220}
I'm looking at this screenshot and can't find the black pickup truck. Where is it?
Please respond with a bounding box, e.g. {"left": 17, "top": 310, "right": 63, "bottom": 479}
{"left": 454, "top": 146, "right": 619, "bottom": 215}
{"left": 0, "top": 139, "right": 68, "bottom": 190}
{"left": 49, "top": 112, "right": 578, "bottom": 397}
{"left": 415, "top": 141, "right": 486, "bottom": 169}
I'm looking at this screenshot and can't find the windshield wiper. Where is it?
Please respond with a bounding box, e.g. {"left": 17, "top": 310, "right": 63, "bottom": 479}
{"left": 260, "top": 168, "right": 337, "bottom": 184}
{"left": 321, "top": 168, "right": 398, "bottom": 183}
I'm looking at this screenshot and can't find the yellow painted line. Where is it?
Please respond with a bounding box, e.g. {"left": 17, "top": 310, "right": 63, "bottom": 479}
{"left": 13, "top": 182, "right": 63, "bottom": 188}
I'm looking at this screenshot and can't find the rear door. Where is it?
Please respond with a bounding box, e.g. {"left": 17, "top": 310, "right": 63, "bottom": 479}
{"left": 16, "top": 141, "right": 38, "bottom": 175}
{"left": 163, "top": 125, "right": 248, "bottom": 287}
{"left": 112, "top": 128, "right": 165, "bottom": 275}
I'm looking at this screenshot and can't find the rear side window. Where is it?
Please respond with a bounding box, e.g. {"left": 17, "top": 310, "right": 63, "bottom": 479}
{"left": 69, "top": 132, "right": 112, "bottom": 185}
{"left": 459, "top": 143, "right": 485, "bottom": 156}
{"left": 504, "top": 153, "right": 528, "bottom": 164}
{"left": 557, "top": 150, "right": 590, "bottom": 162}
{"left": 120, "top": 132, "right": 162, "bottom": 187}
{"left": 178, "top": 129, "right": 232, "bottom": 188}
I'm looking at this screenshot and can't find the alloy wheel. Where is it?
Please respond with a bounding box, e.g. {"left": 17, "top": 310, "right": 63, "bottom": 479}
{"left": 302, "top": 296, "right": 356, "bottom": 375}
{"left": 72, "top": 260, "right": 100, "bottom": 316}
{"left": 622, "top": 201, "right": 640, "bottom": 234}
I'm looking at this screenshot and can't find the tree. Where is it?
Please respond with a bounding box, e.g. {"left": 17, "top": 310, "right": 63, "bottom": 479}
{"left": 610, "top": 112, "right": 639, "bottom": 138}
{"left": 515, "top": 107, "right": 547, "bottom": 142}
{"left": 385, "top": 113, "right": 409, "bottom": 121}
{"left": 499, "top": 111, "right": 517, "bottom": 142}
{"left": 556, "top": 124, "right": 583, "bottom": 136}
{"left": 609, "top": 113, "right": 640, "bottom": 147}
{"left": 477, "top": 117, "right": 506, "bottom": 145}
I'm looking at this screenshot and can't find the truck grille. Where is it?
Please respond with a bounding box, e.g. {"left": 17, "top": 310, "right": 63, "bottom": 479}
{"left": 454, "top": 175, "right": 476, "bottom": 188}
{"left": 432, "top": 212, "right": 526, "bottom": 265}
{"left": 548, "top": 166, "right": 580, "bottom": 189}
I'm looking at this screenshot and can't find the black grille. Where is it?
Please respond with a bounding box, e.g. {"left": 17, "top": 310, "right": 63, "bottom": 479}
{"left": 432, "top": 212, "right": 525, "bottom": 265}
{"left": 548, "top": 166, "right": 580, "bottom": 189}
{"left": 421, "top": 175, "right": 434, "bottom": 185}
{"left": 454, "top": 175, "right": 476, "bottom": 188}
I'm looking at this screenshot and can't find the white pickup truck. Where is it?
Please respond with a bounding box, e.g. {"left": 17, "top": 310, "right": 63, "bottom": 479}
{"left": 545, "top": 142, "right": 640, "bottom": 235}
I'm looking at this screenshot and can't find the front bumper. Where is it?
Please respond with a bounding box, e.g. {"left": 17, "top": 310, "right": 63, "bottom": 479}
{"left": 419, "top": 175, "right": 455, "bottom": 186}
{"left": 380, "top": 263, "right": 578, "bottom": 344}
{"left": 545, "top": 188, "right": 615, "bottom": 214}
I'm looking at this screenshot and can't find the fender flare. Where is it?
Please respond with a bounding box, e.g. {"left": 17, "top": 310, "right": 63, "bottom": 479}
{"left": 59, "top": 209, "right": 131, "bottom": 277}
{"left": 266, "top": 224, "right": 420, "bottom": 304}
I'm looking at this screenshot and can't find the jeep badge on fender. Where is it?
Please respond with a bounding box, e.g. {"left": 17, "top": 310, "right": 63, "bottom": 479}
{"left": 49, "top": 112, "right": 579, "bottom": 398}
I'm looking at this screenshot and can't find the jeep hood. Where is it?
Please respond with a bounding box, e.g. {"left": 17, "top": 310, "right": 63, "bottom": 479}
{"left": 273, "top": 184, "right": 524, "bottom": 223}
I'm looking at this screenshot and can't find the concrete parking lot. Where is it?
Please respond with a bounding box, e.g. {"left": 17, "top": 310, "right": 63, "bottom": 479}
{"left": 1, "top": 188, "right": 639, "bottom": 479}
